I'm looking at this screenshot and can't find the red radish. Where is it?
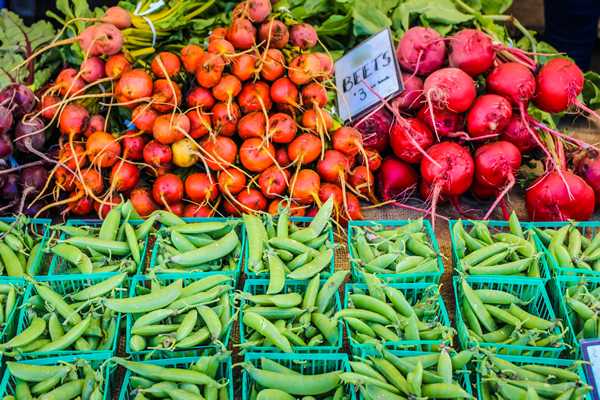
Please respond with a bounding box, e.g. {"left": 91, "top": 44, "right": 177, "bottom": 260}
{"left": 486, "top": 62, "right": 536, "bottom": 107}
{"left": 118, "top": 69, "right": 153, "bottom": 101}
{"left": 239, "top": 138, "right": 275, "bottom": 172}
{"left": 81, "top": 57, "right": 106, "bottom": 83}
{"left": 389, "top": 118, "right": 434, "bottom": 164}
{"left": 378, "top": 155, "right": 418, "bottom": 202}
{"left": 349, "top": 166, "right": 377, "bottom": 203}
{"left": 421, "top": 142, "right": 475, "bottom": 228}
{"left": 38, "top": 95, "right": 60, "bottom": 121}
{"left": 218, "top": 168, "right": 246, "bottom": 196}
{"left": 70, "top": 193, "right": 93, "bottom": 216}
{"left": 396, "top": 27, "right": 445, "bottom": 76}
{"left": 473, "top": 141, "right": 522, "bottom": 219}
{"left": 87, "top": 131, "right": 122, "bottom": 167}
{"left": 231, "top": 55, "right": 259, "bottom": 81}
{"left": 420, "top": 180, "right": 449, "bottom": 204}
{"left": 130, "top": 187, "right": 160, "bottom": 217}
{"left": 301, "top": 83, "right": 327, "bottom": 108}
{"left": 239, "top": 112, "right": 267, "bottom": 140}
{"left": 258, "top": 166, "right": 290, "bottom": 198}
{"left": 188, "top": 109, "right": 212, "bottom": 139}
{"left": 290, "top": 169, "right": 321, "bottom": 204}
{"left": 187, "top": 87, "right": 215, "bottom": 110}
{"left": 466, "top": 94, "right": 512, "bottom": 139}
{"left": 186, "top": 172, "right": 219, "bottom": 203}
{"left": 237, "top": 188, "right": 267, "bottom": 214}
{"left": 59, "top": 103, "right": 89, "bottom": 137}
{"left": 143, "top": 140, "right": 172, "bottom": 167}
{"left": 448, "top": 29, "right": 495, "bottom": 77}
{"left": 289, "top": 23, "right": 317, "bottom": 51}
{"left": 200, "top": 136, "right": 238, "bottom": 171}
{"left": 261, "top": 49, "right": 285, "bottom": 81}
{"left": 153, "top": 173, "right": 184, "bottom": 206}
{"left": 168, "top": 201, "right": 185, "bottom": 217}
{"left": 211, "top": 102, "right": 241, "bottom": 137}
{"left": 271, "top": 78, "right": 300, "bottom": 108}
{"left": 121, "top": 130, "right": 148, "bottom": 160}
{"left": 238, "top": 81, "right": 272, "bottom": 114}
{"left": 347, "top": 155, "right": 357, "bottom": 170}
{"left": 131, "top": 105, "right": 159, "bottom": 132}
{"left": 526, "top": 171, "right": 595, "bottom": 221}
{"left": 151, "top": 79, "right": 182, "bottom": 113}
{"left": 288, "top": 133, "right": 322, "bottom": 165}
{"left": 105, "top": 53, "right": 132, "bottom": 78}
{"left": 392, "top": 73, "right": 425, "bottom": 110}
{"left": 268, "top": 199, "right": 305, "bottom": 216}
{"left": 227, "top": 18, "right": 256, "bottom": 50}
{"left": 258, "top": 20, "right": 288, "bottom": 48}
{"left": 424, "top": 68, "right": 476, "bottom": 117}
{"left": 84, "top": 115, "right": 107, "bottom": 138}
{"left": 573, "top": 149, "right": 600, "bottom": 206}
{"left": 268, "top": 113, "right": 296, "bottom": 143}
{"left": 153, "top": 114, "right": 190, "bottom": 144}
{"left": 110, "top": 160, "right": 139, "bottom": 192}
{"left": 313, "top": 52, "right": 334, "bottom": 82}
{"left": 184, "top": 204, "right": 213, "bottom": 218}
{"left": 55, "top": 166, "right": 77, "bottom": 192}
{"left": 152, "top": 52, "right": 181, "bottom": 78}
{"left": 210, "top": 28, "right": 229, "bottom": 42}
{"left": 275, "top": 147, "right": 292, "bottom": 167}
{"left": 357, "top": 148, "right": 382, "bottom": 171}
{"left": 60, "top": 144, "right": 88, "bottom": 171}
{"left": 196, "top": 54, "right": 225, "bottom": 88}
{"left": 180, "top": 45, "right": 205, "bottom": 73}
{"left": 353, "top": 108, "right": 392, "bottom": 153}
{"left": 288, "top": 54, "right": 320, "bottom": 85}
{"left": 212, "top": 74, "right": 242, "bottom": 115}
{"left": 172, "top": 138, "right": 199, "bottom": 167}
{"left": 55, "top": 69, "right": 86, "bottom": 97}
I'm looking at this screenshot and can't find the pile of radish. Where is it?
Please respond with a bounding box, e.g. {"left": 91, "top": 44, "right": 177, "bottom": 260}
{"left": 1, "top": 0, "right": 599, "bottom": 223}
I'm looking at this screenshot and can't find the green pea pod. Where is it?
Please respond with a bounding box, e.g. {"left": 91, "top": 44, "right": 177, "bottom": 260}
{"left": 197, "top": 305, "right": 221, "bottom": 340}
{"left": 462, "top": 301, "right": 483, "bottom": 337}
{"left": 395, "top": 256, "right": 425, "bottom": 273}
{"left": 348, "top": 361, "right": 386, "bottom": 382}
{"left": 99, "top": 208, "right": 121, "bottom": 241}
{"left": 437, "top": 349, "right": 453, "bottom": 384}
{"left": 473, "top": 221, "right": 493, "bottom": 245}
{"left": 0, "top": 243, "right": 23, "bottom": 277}
{"left": 312, "top": 313, "right": 338, "bottom": 346}
{"left": 369, "top": 323, "right": 401, "bottom": 341}
{"left": 481, "top": 325, "right": 514, "bottom": 343}
{"left": 451, "top": 349, "right": 475, "bottom": 370}
{"left": 507, "top": 303, "right": 555, "bottom": 330}
{"left": 363, "top": 272, "right": 386, "bottom": 303}
{"left": 242, "top": 312, "right": 293, "bottom": 353}
{"left": 103, "top": 279, "right": 183, "bottom": 313}
{"left": 462, "top": 231, "right": 486, "bottom": 252}
{"left": 169, "top": 231, "right": 238, "bottom": 267}
{"left": 315, "top": 270, "right": 347, "bottom": 314}
{"left": 266, "top": 253, "right": 285, "bottom": 295}
{"left": 38, "top": 317, "right": 91, "bottom": 352}
{"left": 35, "top": 284, "right": 81, "bottom": 325}
{"left": 453, "top": 220, "right": 467, "bottom": 259}
{"left": 71, "top": 272, "right": 127, "bottom": 301}
{"left": 2, "top": 316, "right": 46, "bottom": 348}
{"left": 286, "top": 249, "right": 333, "bottom": 280}
{"left": 461, "top": 279, "right": 497, "bottom": 332}
{"left": 406, "top": 235, "right": 436, "bottom": 258}
{"left": 308, "top": 196, "right": 334, "bottom": 236}
{"left": 383, "top": 286, "right": 415, "bottom": 318}
{"left": 466, "top": 257, "right": 533, "bottom": 276}
{"left": 550, "top": 225, "right": 571, "bottom": 258}
{"left": 404, "top": 314, "right": 420, "bottom": 350}
{"left": 422, "top": 383, "right": 474, "bottom": 400}
{"left": 554, "top": 244, "right": 574, "bottom": 269}
{"left": 175, "top": 327, "right": 210, "bottom": 348}
{"left": 568, "top": 227, "right": 582, "bottom": 258}
{"left": 244, "top": 214, "right": 268, "bottom": 271}
{"left": 462, "top": 242, "right": 511, "bottom": 266}
{"left": 350, "top": 294, "right": 398, "bottom": 324}
{"left": 48, "top": 312, "right": 64, "bottom": 342}
{"left": 355, "top": 232, "right": 375, "bottom": 263}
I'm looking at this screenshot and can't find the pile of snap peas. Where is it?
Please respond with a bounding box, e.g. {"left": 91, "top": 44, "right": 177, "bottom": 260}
{"left": 342, "top": 347, "right": 475, "bottom": 400}
{"left": 339, "top": 272, "right": 453, "bottom": 350}
{"left": 4, "top": 358, "right": 108, "bottom": 400}
{"left": 453, "top": 212, "right": 545, "bottom": 277}
{"left": 457, "top": 277, "right": 564, "bottom": 354}
{"left": 48, "top": 207, "right": 155, "bottom": 276}
{"left": 3, "top": 273, "right": 126, "bottom": 357}
{"left": 117, "top": 353, "right": 230, "bottom": 400}
{"left": 0, "top": 282, "right": 24, "bottom": 340}
{"left": 241, "top": 357, "right": 349, "bottom": 398}
{"left": 533, "top": 222, "right": 600, "bottom": 273}
{"left": 238, "top": 271, "right": 347, "bottom": 353}
{"left": 245, "top": 197, "right": 335, "bottom": 281}
{"left": 0, "top": 215, "right": 47, "bottom": 278}
{"left": 349, "top": 218, "right": 441, "bottom": 281}
{"left": 151, "top": 219, "right": 243, "bottom": 274}
{"left": 561, "top": 279, "right": 600, "bottom": 343}
{"left": 121, "top": 276, "right": 234, "bottom": 356}
{"left": 479, "top": 351, "right": 592, "bottom": 399}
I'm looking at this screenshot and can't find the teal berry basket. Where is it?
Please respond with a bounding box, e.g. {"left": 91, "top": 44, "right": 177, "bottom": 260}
{"left": 530, "top": 221, "right": 600, "bottom": 278}
{"left": 0, "top": 217, "right": 51, "bottom": 279}
{"left": 47, "top": 218, "right": 151, "bottom": 279}
{"left": 344, "top": 283, "right": 453, "bottom": 355}
{"left": 244, "top": 216, "right": 335, "bottom": 280}
{"left": 126, "top": 273, "right": 234, "bottom": 361}
{"left": 117, "top": 350, "right": 233, "bottom": 400}
{"left": 449, "top": 220, "right": 551, "bottom": 282}
{"left": 242, "top": 353, "right": 351, "bottom": 400}
{"left": 454, "top": 276, "right": 565, "bottom": 358}
{"left": 475, "top": 353, "right": 591, "bottom": 400}
{"left": 147, "top": 217, "right": 245, "bottom": 281}
{"left": 239, "top": 278, "right": 343, "bottom": 354}
{"left": 16, "top": 275, "right": 122, "bottom": 359}
{"left": 358, "top": 348, "right": 474, "bottom": 400}
{"left": 348, "top": 220, "right": 443, "bottom": 284}
{"left": 0, "top": 352, "right": 115, "bottom": 400}
{"left": 0, "top": 280, "right": 27, "bottom": 374}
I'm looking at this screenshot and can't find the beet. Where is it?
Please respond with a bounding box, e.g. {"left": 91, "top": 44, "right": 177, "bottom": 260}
{"left": 0, "top": 133, "right": 14, "bottom": 160}
{"left": 573, "top": 148, "right": 600, "bottom": 206}
{"left": 19, "top": 166, "right": 49, "bottom": 198}
{"left": 352, "top": 108, "right": 392, "bottom": 153}
{"left": 1, "top": 174, "right": 19, "bottom": 202}
{"left": 15, "top": 117, "right": 45, "bottom": 153}
{"left": 0, "top": 106, "right": 13, "bottom": 134}
{"left": 377, "top": 155, "right": 419, "bottom": 202}
{"left": 0, "top": 84, "right": 35, "bottom": 117}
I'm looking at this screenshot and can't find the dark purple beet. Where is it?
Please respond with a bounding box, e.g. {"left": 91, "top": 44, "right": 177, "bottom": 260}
{"left": 19, "top": 166, "right": 48, "bottom": 198}
{"left": 0, "top": 106, "right": 13, "bottom": 134}
{"left": 1, "top": 174, "right": 19, "bottom": 202}
{"left": 21, "top": 198, "right": 49, "bottom": 218}
{"left": 0, "top": 133, "right": 13, "bottom": 160}
{"left": 353, "top": 108, "right": 392, "bottom": 153}
{"left": 15, "top": 117, "right": 45, "bottom": 153}
{"left": 0, "top": 165, "right": 7, "bottom": 190}
{"left": 573, "top": 148, "right": 600, "bottom": 206}
{"left": 0, "top": 84, "right": 35, "bottom": 117}
{"left": 43, "top": 147, "right": 61, "bottom": 169}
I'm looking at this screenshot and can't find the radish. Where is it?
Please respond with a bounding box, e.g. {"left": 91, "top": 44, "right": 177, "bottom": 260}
{"left": 153, "top": 173, "right": 184, "bottom": 206}
{"left": 188, "top": 109, "right": 212, "bottom": 139}
{"left": 288, "top": 133, "right": 322, "bottom": 165}
{"left": 392, "top": 73, "right": 425, "bottom": 110}
{"left": 38, "top": 96, "right": 60, "bottom": 121}
{"left": 268, "top": 113, "right": 296, "bottom": 143}
{"left": 377, "top": 155, "right": 418, "bottom": 202}
{"left": 143, "top": 140, "right": 172, "bottom": 167}
{"left": 151, "top": 79, "right": 182, "bottom": 113}
{"left": 87, "top": 131, "right": 122, "bottom": 167}
{"left": 290, "top": 169, "right": 320, "bottom": 204}
{"left": 236, "top": 188, "right": 267, "bottom": 215}
{"left": 526, "top": 171, "right": 595, "bottom": 221}
{"left": 81, "top": 57, "right": 106, "bottom": 83}
{"left": 185, "top": 172, "right": 219, "bottom": 203}
{"left": 121, "top": 130, "right": 148, "bottom": 160}
{"left": 499, "top": 114, "right": 537, "bottom": 153}
{"left": 55, "top": 166, "right": 76, "bottom": 192}
{"left": 131, "top": 106, "right": 159, "bottom": 132}
{"left": 14, "top": 117, "right": 45, "bottom": 154}
{"left": 231, "top": 55, "right": 259, "bottom": 81}
{"left": 0, "top": 84, "right": 35, "bottom": 117}
{"left": 420, "top": 142, "right": 475, "bottom": 228}
{"left": 339, "top": 191, "right": 365, "bottom": 226}
{"left": 196, "top": 54, "right": 225, "bottom": 88}
{"left": 319, "top": 182, "right": 343, "bottom": 207}
{"left": 171, "top": 138, "right": 199, "bottom": 167}
{"left": 151, "top": 52, "right": 181, "bottom": 79}
{"left": 187, "top": 87, "right": 215, "bottom": 110}
{"left": 130, "top": 187, "right": 160, "bottom": 217}
{"left": 268, "top": 199, "right": 305, "bottom": 216}
{"left": 258, "top": 20, "right": 289, "bottom": 48}
{"left": 184, "top": 204, "right": 213, "bottom": 218}
{"left": 55, "top": 69, "right": 86, "bottom": 97}
{"left": 238, "top": 81, "right": 272, "bottom": 114}
{"left": 1, "top": 174, "right": 19, "bottom": 202}
{"left": 200, "top": 136, "right": 238, "bottom": 171}
{"left": 227, "top": 18, "right": 256, "bottom": 50}
{"left": 110, "top": 161, "right": 139, "bottom": 192}
{"left": 473, "top": 141, "right": 522, "bottom": 219}
{"left": 261, "top": 49, "right": 285, "bottom": 81}
{"left": 288, "top": 54, "right": 320, "bottom": 85}
{"left": 396, "top": 27, "right": 445, "bottom": 76}
{"left": 423, "top": 68, "right": 476, "bottom": 122}
{"left": 357, "top": 148, "right": 382, "bottom": 171}
{"left": 218, "top": 168, "right": 246, "bottom": 196}
{"left": 353, "top": 108, "right": 392, "bottom": 153}
{"left": 332, "top": 127, "right": 367, "bottom": 158}
{"left": 389, "top": 118, "right": 434, "bottom": 164}
{"left": 258, "top": 166, "right": 290, "bottom": 198}
{"left": 211, "top": 102, "right": 241, "bottom": 137}
{"left": 448, "top": 29, "right": 495, "bottom": 77}
{"left": 54, "top": 7, "right": 131, "bottom": 38}
{"left": 239, "top": 137, "right": 275, "bottom": 172}
{"left": 76, "top": 168, "right": 104, "bottom": 196}
{"left": 238, "top": 112, "right": 267, "bottom": 140}
{"left": 466, "top": 94, "right": 512, "bottom": 139}
{"left": 84, "top": 115, "right": 107, "bottom": 138}
{"left": 105, "top": 53, "right": 132, "bottom": 78}
{"left": 573, "top": 149, "right": 600, "bottom": 206}
{"left": 289, "top": 23, "right": 317, "bottom": 51}
{"left": 180, "top": 45, "right": 205, "bottom": 74}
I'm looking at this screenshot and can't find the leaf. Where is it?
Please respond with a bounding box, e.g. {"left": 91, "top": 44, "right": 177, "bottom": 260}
{"left": 372, "top": 0, "right": 399, "bottom": 15}
{"left": 583, "top": 71, "right": 600, "bottom": 110}
{"left": 397, "top": 0, "right": 471, "bottom": 32}
{"left": 303, "top": 0, "right": 331, "bottom": 15}
{"left": 316, "top": 13, "right": 352, "bottom": 36}
{"left": 352, "top": 2, "right": 391, "bottom": 37}
{"left": 33, "top": 62, "right": 61, "bottom": 91}
{"left": 191, "top": 18, "right": 217, "bottom": 31}
{"left": 463, "top": 0, "right": 482, "bottom": 11}
{"left": 0, "top": 10, "right": 56, "bottom": 55}
{"left": 481, "top": 0, "right": 513, "bottom": 15}
{"left": 0, "top": 52, "right": 27, "bottom": 87}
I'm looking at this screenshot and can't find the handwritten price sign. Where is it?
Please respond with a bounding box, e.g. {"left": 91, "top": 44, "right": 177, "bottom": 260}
{"left": 334, "top": 27, "right": 404, "bottom": 122}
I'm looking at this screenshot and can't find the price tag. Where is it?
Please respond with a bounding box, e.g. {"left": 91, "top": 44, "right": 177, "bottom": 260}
{"left": 581, "top": 338, "right": 600, "bottom": 400}
{"left": 334, "top": 26, "right": 404, "bottom": 122}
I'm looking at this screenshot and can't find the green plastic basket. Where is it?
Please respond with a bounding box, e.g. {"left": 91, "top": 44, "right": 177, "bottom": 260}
{"left": 475, "top": 353, "right": 591, "bottom": 400}
{"left": 454, "top": 276, "right": 565, "bottom": 358}
{"left": 127, "top": 273, "right": 233, "bottom": 360}
{"left": 0, "top": 280, "right": 27, "bottom": 374}
{"left": 239, "top": 279, "right": 343, "bottom": 354}
{"left": 147, "top": 217, "right": 245, "bottom": 281}
{"left": 348, "top": 220, "right": 443, "bottom": 284}
{"left": 0, "top": 352, "right": 115, "bottom": 400}
{"left": 244, "top": 216, "right": 335, "bottom": 280}
{"left": 242, "top": 353, "right": 351, "bottom": 400}
{"left": 17, "top": 275, "right": 122, "bottom": 358}
{"left": 449, "top": 220, "right": 551, "bottom": 282}
{"left": 531, "top": 221, "right": 600, "bottom": 278}
{"left": 358, "top": 348, "right": 474, "bottom": 400}
{"left": 344, "top": 283, "right": 453, "bottom": 355}
{"left": 0, "top": 217, "right": 50, "bottom": 279}
{"left": 47, "top": 218, "right": 151, "bottom": 279}
{"left": 117, "top": 350, "right": 233, "bottom": 400}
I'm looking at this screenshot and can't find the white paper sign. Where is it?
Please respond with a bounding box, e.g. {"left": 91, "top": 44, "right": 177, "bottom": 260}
{"left": 334, "top": 27, "right": 404, "bottom": 122}
{"left": 580, "top": 339, "right": 600, "bottom": 400}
